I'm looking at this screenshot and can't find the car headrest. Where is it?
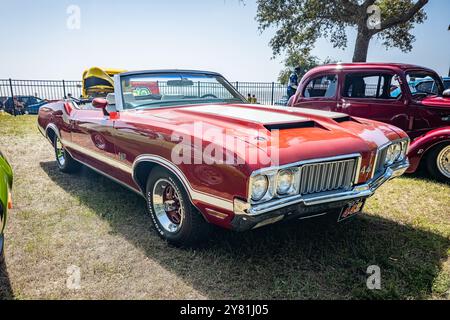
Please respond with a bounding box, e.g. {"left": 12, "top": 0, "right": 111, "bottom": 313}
{"left": 351, "top": 78, "right": 366, "bottom": 98}
{"left": 123, "top": 92, "right": 136, "bottom": 102}
{"left": 106, "top": 93, "right": 115, "bottom": 105}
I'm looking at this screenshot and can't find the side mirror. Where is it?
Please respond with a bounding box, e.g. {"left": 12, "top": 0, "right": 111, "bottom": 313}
{"left": 92, "top": 98, "right": 109, "bottom": 116}
{"left": 443, "top": 89, "right": 450, "bottom": 98}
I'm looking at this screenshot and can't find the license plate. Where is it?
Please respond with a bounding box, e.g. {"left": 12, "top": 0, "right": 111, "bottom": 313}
{"left": 338, "top": 199, "right": 365, "bottom": 222}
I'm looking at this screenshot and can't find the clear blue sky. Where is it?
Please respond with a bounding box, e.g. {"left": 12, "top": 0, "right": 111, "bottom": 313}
{"left": 0, "top": 0, "right": 448, "bottom": 81}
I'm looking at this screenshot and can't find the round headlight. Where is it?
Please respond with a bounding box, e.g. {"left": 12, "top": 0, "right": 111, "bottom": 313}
{"left": 385, "top": 142, "right": 402, "bottom": 165}
{"left": 391, "top": 143, "right": 402, "bottom": 161}
{"left": 385, "top": 144, "right": 396, "bottom": 165}
{"left": 276, "top": 169, "right": 293, "bottom": 195}
{"left": 251, "top": 175, "right": 268, "bottom": 201}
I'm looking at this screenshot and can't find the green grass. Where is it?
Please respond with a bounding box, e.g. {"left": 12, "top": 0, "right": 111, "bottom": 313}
{"left": 0, "top": 115, "right": 449, "bottom": 299}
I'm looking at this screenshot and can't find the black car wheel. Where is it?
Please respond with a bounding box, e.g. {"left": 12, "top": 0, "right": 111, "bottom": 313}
{"left": 426, "top": 142, "right": 450, "bottom": 183}
{"left": 54, "top": 136, "right": 81, "bottom": 173}
{"left": 145, "top": 167, "right": 212, "bottom": 247}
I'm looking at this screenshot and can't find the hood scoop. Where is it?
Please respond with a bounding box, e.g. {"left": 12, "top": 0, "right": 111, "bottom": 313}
{"left": 333, "top": 115, "right": 360, "bottom": 123}
{"left": 264, "top": 120, "right": 317, "bottom": 131}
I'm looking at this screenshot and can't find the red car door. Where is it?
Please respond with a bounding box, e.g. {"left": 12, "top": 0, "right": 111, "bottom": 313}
{"left": 293, "top": 73, "right": 339, "bottom": 111}
{"left": 68, "top": 107, "right": 122, "bottom": 179}
{"left": 338, "top": 71, "right": 409, "bottom": 131}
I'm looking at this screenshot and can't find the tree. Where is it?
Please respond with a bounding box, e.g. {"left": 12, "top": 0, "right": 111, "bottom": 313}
{"left": 256, "top": 0, "right": 429, "bottom": 62}
{"left": 278, "top": 49, "right": 337, "bottom": 84}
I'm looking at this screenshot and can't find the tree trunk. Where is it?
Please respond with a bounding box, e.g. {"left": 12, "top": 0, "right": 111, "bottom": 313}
{"left": 352, "top": 28, "right": 371, "bottom": 62}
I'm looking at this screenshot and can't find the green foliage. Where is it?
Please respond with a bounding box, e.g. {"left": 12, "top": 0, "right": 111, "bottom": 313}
{"left": 376, "top": 0, "right": 427, "bottom": 52}
{"left": 256, "top": 0, "right": 428, "bottom": 61}
{"left": 278, "top": 50, "right": 338, "bottom": 84}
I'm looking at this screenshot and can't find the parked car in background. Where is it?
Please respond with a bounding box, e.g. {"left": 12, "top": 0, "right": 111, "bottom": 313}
{"left": 25, "top": 97, "right": 49, "bottom": 115}
{"left": 3, "top": 95, "right": 47, "bottom": 115}
{"left": 0, "top": 150, "right": 13, "bottom": 260}
{"left": 444, "top": 77, "right": 450, "bottom": 90}
{"left": 290, "top": 63, "right": 450, "bottom": 182}
{"left": 391, "top": 76, "right": 450, "bottom": 97}
{"left": 38, "top": 69, "right": 409, "bottom": 246}
{"left": 274, "top": 95, "right": 289, "bottom": 106}
{"left": 0, "top": 97, "right": 7, "bottom": 109}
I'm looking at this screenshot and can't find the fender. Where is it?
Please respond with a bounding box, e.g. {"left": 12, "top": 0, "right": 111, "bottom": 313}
{"left": 406, "top": 126, "right": 450, "bottom": 173}
{"left": 132, "top": 155, "right": 236, "bottom": 227}
{"left": 45, "top": 123, "right": 61, "bottom": 142}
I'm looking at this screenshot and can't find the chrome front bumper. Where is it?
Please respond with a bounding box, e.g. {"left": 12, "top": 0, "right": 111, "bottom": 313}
{"left": 243, "top": 160, "right": 409, "bottom": 216}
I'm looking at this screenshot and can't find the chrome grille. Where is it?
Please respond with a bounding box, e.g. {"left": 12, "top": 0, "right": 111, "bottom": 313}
{"left": 299, "top": 158, "right": 357, "bottom": 195}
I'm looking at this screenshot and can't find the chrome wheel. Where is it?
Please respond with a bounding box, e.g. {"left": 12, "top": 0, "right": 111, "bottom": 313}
{"left": 436, "top": 145, "right": 450, "bottom": 178}
{"left": 55, "top": 137, "right": 66, "bottom": 167}
{"left": 152, "top": 178, "right": 184, "bottom": 233}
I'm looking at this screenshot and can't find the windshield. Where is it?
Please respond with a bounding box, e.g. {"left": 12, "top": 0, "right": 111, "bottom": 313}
{"left": 120, "top": 72, "right": 246, "bottom": 109}
{"left": 444, "top": 79, "right": 450, "bottom": 90}
{"left": 405, "top": 71, "right": 444, "bottom": 97}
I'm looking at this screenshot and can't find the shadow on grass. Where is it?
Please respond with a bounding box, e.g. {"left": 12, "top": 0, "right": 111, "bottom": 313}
{"left": 40, "top": 161, "right": 449, "bottom": 299}
{"left": 405, "top": 165, "right": 450, "bottom": 185}
{"left": 0, "top": 256, "right": 14, "bottom": 300}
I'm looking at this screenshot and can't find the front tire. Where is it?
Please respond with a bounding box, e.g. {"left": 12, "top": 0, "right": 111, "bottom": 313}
{"left": 145, "top": 167, "right": 212, "bottom": 246}
{"left": 426, "top": 142, "right": 450, "bottom": 183}
{"left": 53, "top": 136, "right": 81, "bottom": 173}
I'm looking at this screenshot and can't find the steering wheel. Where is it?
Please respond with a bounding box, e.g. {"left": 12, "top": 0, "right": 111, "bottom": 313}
{"left": 200, "top": 94, "right": 217, "bottom": 99}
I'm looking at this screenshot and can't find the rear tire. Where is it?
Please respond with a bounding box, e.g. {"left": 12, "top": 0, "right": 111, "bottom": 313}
{"left": 426, "top": 142, "right": 450, "bottom": 183}
{"left": 145, "top": 167, "right": 212, "bottom": 247}
{"left": 53, "top": 136, "right": 81, "bottom": 173}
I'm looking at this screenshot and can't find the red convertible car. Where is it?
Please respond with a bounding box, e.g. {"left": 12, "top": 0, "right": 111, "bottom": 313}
{"left": 289, "top": 63, "right": 450, "bottom": 182}
{"left": 38, "top": 70, "right": 409, "bottom": 245}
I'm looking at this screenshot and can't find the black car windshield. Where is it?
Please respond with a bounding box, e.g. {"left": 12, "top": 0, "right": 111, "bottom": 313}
{"left": 120, "top": 72, "right": 246, "bottom": 109}
{"left": 405, "top": 71, "right": 445, "bottom": 97}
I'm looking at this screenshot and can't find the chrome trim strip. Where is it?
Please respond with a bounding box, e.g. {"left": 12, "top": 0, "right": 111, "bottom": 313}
{"left": 114, "top": 74, "right": 124, "bottom": 111}
{"left": 61, "top": 139, "right": 133, "bottom": 174}
{"left": 298, "top": 212, "right": 327, "bottom": 220}
{"left": 247, "top": 160, "right": 409, "bottom": 216}
{"left": 371, "top": 148, "right": 380, "bottom": 179}
{"left": 74, "top": 157, "right": 142, "bottom": 196}
{"left": 250, "top": 153, "right": 361, "bottom": 176}
{"left": 132, "top": 155, "right": 235, "bottom": 211}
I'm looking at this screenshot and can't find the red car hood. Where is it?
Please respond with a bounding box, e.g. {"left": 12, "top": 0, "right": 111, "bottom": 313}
{"left": 419, "top": 96, "right": 450, "bottom": 109}
{"left": 129, "top": 103, "right": 403, "bottom": 168}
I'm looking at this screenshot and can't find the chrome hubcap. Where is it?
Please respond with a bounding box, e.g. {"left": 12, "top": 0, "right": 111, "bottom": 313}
{"left": 55, "top": 137, "right": 66, "bottom": 166}
{"left": 152, "top": 179, "right": 183, "bottom": 233}
{"left": 436, "top": 145, "right": 450, "bottom": 178}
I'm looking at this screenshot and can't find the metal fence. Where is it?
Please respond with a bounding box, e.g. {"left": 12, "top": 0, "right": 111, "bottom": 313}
{"left": 0, "top": 79, "right": 288, "bottom": 106}
{"left": 0, "top": 79, "right": 83, "bottom": 101}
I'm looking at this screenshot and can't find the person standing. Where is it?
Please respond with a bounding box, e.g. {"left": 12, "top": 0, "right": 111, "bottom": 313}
{"left": 287, "top": 66, "right": 302, "bottom": 99}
